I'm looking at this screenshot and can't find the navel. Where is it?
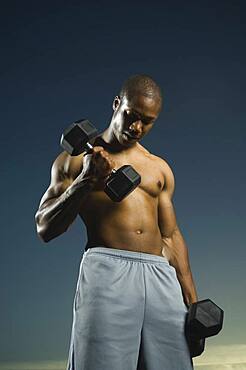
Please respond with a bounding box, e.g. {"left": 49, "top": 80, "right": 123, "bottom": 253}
{"left": 136, "top": 229, "right": 143, "bottom": 235}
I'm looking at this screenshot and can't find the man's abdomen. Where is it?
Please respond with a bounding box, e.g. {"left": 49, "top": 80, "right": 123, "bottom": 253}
{"left": 79, "top": 190, "right": 164, "bottom": 256}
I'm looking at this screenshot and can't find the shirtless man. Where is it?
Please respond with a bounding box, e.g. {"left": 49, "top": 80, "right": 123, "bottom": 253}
{"left": 35, "top": 74, "right": 198, "bottom": 370}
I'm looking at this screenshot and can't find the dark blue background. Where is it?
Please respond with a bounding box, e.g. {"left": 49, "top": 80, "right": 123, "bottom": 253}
{"left": 1, "top": 0, "right": 245, "bottom": 363}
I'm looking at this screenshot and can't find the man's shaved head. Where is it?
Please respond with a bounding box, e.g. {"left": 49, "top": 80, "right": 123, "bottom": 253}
{"left": 119, "top": 74, "right": 162, "bottom": 111}
{"left": 103, "top": 74, "right": 162, "bottom": 151}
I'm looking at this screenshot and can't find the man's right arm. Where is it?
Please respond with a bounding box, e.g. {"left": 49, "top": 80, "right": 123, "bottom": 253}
{"left": 34, "top": 151, "right": 95, "bottom": 243}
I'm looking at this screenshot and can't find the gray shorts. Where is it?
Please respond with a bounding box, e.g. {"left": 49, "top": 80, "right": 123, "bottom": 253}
{"left": 66, "top": 246, "right": 193, "bottom": 370}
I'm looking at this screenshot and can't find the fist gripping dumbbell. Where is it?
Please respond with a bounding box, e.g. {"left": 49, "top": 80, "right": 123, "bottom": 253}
{"left": 60, "top": 119, "right": 141, "bottom": 202}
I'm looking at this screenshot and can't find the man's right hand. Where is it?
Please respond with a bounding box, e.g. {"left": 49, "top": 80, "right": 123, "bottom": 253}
{"left": 81, "top": 146, "right": 116, "bottom": 189}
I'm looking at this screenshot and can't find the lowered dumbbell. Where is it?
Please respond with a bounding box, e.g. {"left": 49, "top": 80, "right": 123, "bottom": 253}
{"left": 185, "top": 298, "right": 224, "bottom": 357}
{"left": 60, "top": 118, "right": 141, "bottom": 202}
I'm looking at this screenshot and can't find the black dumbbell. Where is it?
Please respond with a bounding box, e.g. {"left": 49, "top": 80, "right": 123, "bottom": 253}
{"left": 60, "top": 119, "right": 141, "bottom": 202}
{"left": 185, "top": 299, "right": 224, "bottom": 357}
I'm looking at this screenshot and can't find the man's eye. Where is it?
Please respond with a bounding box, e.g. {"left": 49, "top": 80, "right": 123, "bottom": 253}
{"left": 143, "top": 119, "right": 153, "bottom": 125}
{"left": 125, "top": 111, "right": 137, "bottom": 121}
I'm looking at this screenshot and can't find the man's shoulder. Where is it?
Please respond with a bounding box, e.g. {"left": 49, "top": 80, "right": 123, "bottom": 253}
{"left": 137, "top": 143, "right": 173, "bottom": 172}
{"left": 148, "top": 152, "right": 175, "bottom": 189}
{"left": 147, "top": 151, "right": 174, "bottom": 173}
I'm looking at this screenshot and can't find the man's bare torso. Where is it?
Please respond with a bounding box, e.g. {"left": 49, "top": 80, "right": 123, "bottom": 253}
{"left": 72, "top": 136, "right": 167, "bottom": 257}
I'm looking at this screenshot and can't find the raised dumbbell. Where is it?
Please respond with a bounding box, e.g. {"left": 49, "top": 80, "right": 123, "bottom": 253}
{"left": 185, "top": 299, "right": 224, "bottom": 357}
{"left": 60, "top": 118, "right": 141, "bottom": 202}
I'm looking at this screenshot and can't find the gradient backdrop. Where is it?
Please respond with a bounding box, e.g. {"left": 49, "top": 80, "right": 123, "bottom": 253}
{"left": 1, "top": 1, "right": 245, "bottom": 369}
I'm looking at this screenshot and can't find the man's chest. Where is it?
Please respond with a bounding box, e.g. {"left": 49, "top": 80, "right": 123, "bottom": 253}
{"left": 110, "top": 151, "right": 164, "bottom": 198}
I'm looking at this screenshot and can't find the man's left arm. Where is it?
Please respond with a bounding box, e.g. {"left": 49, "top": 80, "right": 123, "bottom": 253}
{"left": 157, "top": 159, "right": 198, "bottom": 306}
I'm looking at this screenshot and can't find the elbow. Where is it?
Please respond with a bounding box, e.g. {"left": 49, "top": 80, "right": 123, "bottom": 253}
{"left": 36, "top": 224, "right": 60, "bottom": 243}
{"left": 34, "top": 211, "right": 52, "bottom": 244}
{"left": 35, "top": 221, "right": 67, "bottom": 244}
{"left": 34, "top": 210, "right": 68, "bottom": 244}
{"left": 37, "top": 229, "right": 53, "bottom": 243}
{"left": 35, "top": 223, "right": 52, "bottom": 244}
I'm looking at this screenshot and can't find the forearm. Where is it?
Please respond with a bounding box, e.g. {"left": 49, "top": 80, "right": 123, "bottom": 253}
{"left": 35, "top": 174, "right": 95, "bottom": 242}
{"left": 162, "top": 227, "right": 198, "bottom": 305}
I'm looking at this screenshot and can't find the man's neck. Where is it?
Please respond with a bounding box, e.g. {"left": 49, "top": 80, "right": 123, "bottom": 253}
{"left": 99, "top": 127, "right": 138, "bottom": 154}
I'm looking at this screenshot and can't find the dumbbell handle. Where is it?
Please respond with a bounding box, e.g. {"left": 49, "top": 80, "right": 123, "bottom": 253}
{"left": 84, "top": 142, "right": 94, "bottom": 153}
{"left": 84, "top": 142, "right": 117, "bottom": 175}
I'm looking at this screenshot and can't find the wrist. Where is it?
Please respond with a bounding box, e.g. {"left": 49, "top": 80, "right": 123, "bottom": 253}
{"left": 184, "top": 293, "right": 198, "bottom": 307}
{"left": 185, "top": 297, "right": 198, "bottom": 308}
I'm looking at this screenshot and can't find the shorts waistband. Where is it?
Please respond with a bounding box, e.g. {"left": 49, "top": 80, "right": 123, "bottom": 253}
{"left": 84, "top": 246, "right": 170, "bottom": 265}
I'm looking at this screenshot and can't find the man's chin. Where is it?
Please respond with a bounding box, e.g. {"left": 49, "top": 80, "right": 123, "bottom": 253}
{"left": 121, "top": 132, "right": 138, "bottom": 145}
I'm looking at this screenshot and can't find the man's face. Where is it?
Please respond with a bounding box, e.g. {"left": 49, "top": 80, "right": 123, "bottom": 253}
{"left": 112, "top": 94, "right": 161, "bottom": 147}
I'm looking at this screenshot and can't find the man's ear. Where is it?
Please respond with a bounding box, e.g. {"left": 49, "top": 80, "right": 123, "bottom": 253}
{"left": 112, "top": 96, "right": 121, "bottom": 111}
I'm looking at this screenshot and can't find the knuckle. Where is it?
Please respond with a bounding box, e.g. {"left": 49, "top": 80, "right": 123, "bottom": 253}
{"left": 94, "top": 146, "right": 103, "bottom": 152}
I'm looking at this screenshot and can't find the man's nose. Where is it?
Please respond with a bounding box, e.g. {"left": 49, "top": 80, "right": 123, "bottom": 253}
{"left": 129, "top": 120, "right": 143, "bottom": 135}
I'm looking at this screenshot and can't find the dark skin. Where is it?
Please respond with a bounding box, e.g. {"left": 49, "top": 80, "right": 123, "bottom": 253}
{"left": 35, "top": 92, "right": 198, "bottom": 307}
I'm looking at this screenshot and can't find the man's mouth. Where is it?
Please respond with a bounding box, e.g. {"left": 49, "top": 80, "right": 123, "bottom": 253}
{"left": 123, "top": 132, "right": 139, "bottom": 141}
